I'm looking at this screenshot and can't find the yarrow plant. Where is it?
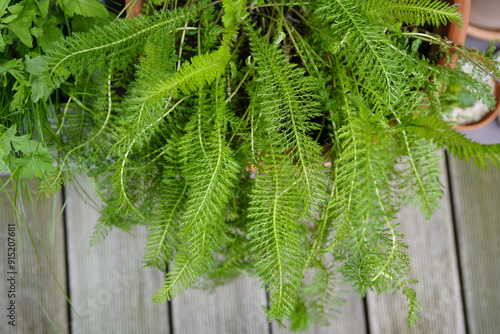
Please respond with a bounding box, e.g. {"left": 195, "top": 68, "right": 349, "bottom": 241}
{"left": 3, "top": 0, "right": 500, "bottom": 330}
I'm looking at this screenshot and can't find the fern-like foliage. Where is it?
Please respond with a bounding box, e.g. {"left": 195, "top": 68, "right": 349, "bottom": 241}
{"left": 197, "top": 173, "right": 256, "bottom": 289}
{"left": 153, "top": 81, "right": 240, "bottom": 303}
{"left": 248, "top": 27, "right": 327, "bottom": 215}
{"left": 143, "top": 167, "right": 187, "bottom": 270}
{"left": 42, "top": 7, "right": 195, "bottom": 89}
{"left": 325, "top": 64, "right": 396, "bottom": 255}
{"left": 403, "top": 114, "right": 500, "bottom": 168}
{"left": 113, "top": 31, "right": 178, "bottom": 153}
{"left": 27, "top": 0, "right": 500, "bottom": 330}
{"left": 246, "top": 28, "right": 328, "bottom": 320}
{"left": 290, "top": 262, "right": 345, "bottom": 330}
{"left": 368, "top": 0, "right": 461, "bottom": 27}
{"left": 130, "top": 44, "right": 231, "bottom": 107}
{"left": 248, "top": 149, "right": 307, "bottom": 320}
{"left": 314, "top": 0, "right": 404, "bottom": 105}
{"left": 221, "top": 0, "right": 246, "bottom": 29}
{"left": 394, "top": 132, "right": 443, "bottom": 219}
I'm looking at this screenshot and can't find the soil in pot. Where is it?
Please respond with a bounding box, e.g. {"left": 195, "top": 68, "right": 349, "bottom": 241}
{"left": 442, "top": 60, "right": 500, "bottom": 130}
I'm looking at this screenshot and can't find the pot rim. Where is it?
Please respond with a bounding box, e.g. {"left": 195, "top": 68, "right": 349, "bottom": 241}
{"left": 467, "top": 24, "right": 500, "bottom": 42}
{"left": 452, "top": 79, "right": 500, "bottom": 130}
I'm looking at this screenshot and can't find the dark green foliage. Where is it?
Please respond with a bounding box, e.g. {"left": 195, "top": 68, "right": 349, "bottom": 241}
{"left": 7, "top": 0, "right": 500, "bottom": 331}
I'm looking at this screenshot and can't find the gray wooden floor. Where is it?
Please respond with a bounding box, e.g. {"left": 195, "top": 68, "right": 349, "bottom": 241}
{"left": 1, "top": 152, "right": 499, "bottom": 334}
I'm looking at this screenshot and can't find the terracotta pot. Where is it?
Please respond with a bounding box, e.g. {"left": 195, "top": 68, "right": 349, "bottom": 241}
{"left": 432, "top": 0, "right": 498, "bottom": 130}
{"left": 437, "top": 0, "right": 471, "bottom": 69}
{"left": 125, "top": 0, "right": 143, "bottom": 18}
{"left": 447, "top": 0, "right": 470, "bottom": 47}
{"left": 445, "top": 0, "right": 500, "bottom": 130}
{"left": 452, "top": 79, "right": 500, "bottom": 130}
{"left": 468, "top": 0, "right": 500, "bottom": 41}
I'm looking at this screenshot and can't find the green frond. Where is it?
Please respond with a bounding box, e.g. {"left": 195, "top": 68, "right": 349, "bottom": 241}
{"left": 248, "top": 153, "right": 307, "bottom": 320}
{"left": 343, "top": 224, "right": 421, "bottom": 329}
{"left": 244, "top": 29, "right": 335, "bottom": 320}
{"left": 153, "top": 250, "right": 196, "bottom": 304}
{"left": 368, "top": 0, "right": 461, "bottom": 27}
{"left": 138, "top": 45, "right": 231, "bottom": 102}
{"left": 136, "top": 34, "right": 179, "bottom": 91}
{"left": 402, "top": 279, "right": 421, "bottom": 328}
{"left": 221, "top": 0, "right": 246, "bottom": 29}
{"left": 395, "top": 132, "right": 443, "bottom": 219}
{"left": 361, "top": 35, "right": 440, "bottom": 118}
{"left": 153, "top": 82, "right": 240, "bottom": 301}
{"left": 292, "top": 263, "right": 345, "bottom": 329}
{"left": 141, "top": 128, "right": 192, "bottom": 269}
{"left": 249, "top": 27, "right": 328, "bottom": 214}
{"left": 109, "top": 96, "right": 187, "bottom": 217}
{"left": 111, "top": 44, "right": 231, "bottom": 162}
{"left": 328, "top": 96, "right": 397, "bottom": 258}
{"left": 89, "top": 221, "right": 109, "bottom": 247}
{"left": 94, "top": 185, "right": 142, "bottom": 232}
{"left": 111, "top": 32, "right": 178, "bottom": 154}
{"left": 319, "top": 88, "right": 420, "bottom": 318}
{"left": 314, "top": 0, "right": 404, "bottom": 105}
{"left": 143, "top": 179, "right": 187, "bottom": 270}
{"left": 341, "top": 225, "right": 395, "bottom": 287}
{"left": 201, "top": 232, "right": 255, "bottom": 290}
{"left": 402, "top": 114, "right": 500, "bottom": 169}
{"left": 42, "top": 7, "right": 196, "bottom": 89}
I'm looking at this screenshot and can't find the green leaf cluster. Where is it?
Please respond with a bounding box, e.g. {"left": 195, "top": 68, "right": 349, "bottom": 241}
{"left": 0, "top": 124, "right": 54, "bottom": 178}
{"left": 6, "top": 0, "right": 500, "bottom": 331}
{"left": 0, "top": 0, "right": 116, "bottom": 187}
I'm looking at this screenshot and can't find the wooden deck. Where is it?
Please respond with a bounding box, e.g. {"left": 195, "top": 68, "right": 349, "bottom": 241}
{"left": 1, "top": 152, "right": 500, "bottom": 334}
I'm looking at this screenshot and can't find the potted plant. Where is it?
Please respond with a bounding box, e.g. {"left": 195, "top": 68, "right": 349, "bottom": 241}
{"left": 0, "top": 1, "right": 111, "bottom": 190}
{"left": 440, "top": 57, "right": 500, "bottom": 130}
{"left": 7, "top": 0, "right": 500, "bottom": 331}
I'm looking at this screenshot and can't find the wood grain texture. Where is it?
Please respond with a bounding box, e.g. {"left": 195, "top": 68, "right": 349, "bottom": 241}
{"left": 367, "top": 156, "right": 466, "bottom": 334}
{"left": 271, "top": 289, "right": 366, "bottom": 334}
{"left": 448, "top": 156, "right": 500, "bottom": 334}
{"left": 64, "top": 178, "right": 170, "bottom": 334}
{"left": 172, "top": 274, "right": 270, "bottom": 334}
{"left": 0, "top": 178, "right": 68, "bottom": 334}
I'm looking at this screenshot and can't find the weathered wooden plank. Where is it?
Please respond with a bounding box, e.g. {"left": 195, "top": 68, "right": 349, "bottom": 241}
{"left": 448, "top": 156, "right": 500, "bottom": 334}
{"left": 64, "top": 178, "right": 170, "bottom": 334}
{"left": 172, "top": 274, "right": 270, "bottom": 334}
{"left": 0, "top": 178, "right": 68, "bottom": 334}
{"left": 366, "top": 156, "right": 466, "bottom": 334}
{"left": 271, "top": 288, "right": 367, "bottom": 334}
